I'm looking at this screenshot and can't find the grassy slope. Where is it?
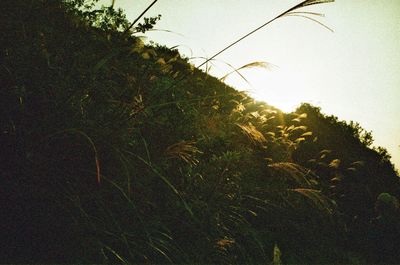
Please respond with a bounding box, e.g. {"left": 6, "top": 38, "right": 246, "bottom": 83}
{"left": 1, "top": 1, "right": 399, "bottom": 263}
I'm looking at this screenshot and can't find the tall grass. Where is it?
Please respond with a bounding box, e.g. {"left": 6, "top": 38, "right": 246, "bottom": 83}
{"left": 4, "top": 0, "right": 398, "bottom": 264}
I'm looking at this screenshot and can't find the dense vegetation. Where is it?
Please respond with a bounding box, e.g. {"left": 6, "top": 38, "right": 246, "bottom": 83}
{"left": 1, "top": 0, "right": 399, "bottom": 263}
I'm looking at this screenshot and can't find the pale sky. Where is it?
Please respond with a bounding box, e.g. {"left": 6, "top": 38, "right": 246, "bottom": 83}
{"left": 106, "top": 0, "right": 400, "bottom": 169}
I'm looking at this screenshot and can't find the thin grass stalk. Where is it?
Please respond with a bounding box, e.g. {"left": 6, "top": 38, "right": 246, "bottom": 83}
{"left": 93, "top": 200, "right": 138, "bottom": 260}
{"left": 44, "top": 128, "right": 102, "bottom": 183}
{"left": 141, "top": 133, "right": 152, "bottom": 164}
{"left": 111, "top": 147, "right": 133, "bottom": 197}
{"left": 196, "top": 0, "right": 334, "bottom": 70}
{"left": 165, "top": 0, "right": 334, "bottom": 92}
{"left": 102, "top": 175, "right": 153, "bottom": 241}
{"left": 190, "top": 56, "right": 253, "bottom": 85}
{"left": 124, "top": 150, "right": 194, "bottom": 217}
{"left": 102, "top": 244, "right": 130, "bottom": 264}
{"left": 122, "top": 0, "right": 159, "bottom": 36}
{"left": 147, "top": 241, "right": 174, "bottom": 263}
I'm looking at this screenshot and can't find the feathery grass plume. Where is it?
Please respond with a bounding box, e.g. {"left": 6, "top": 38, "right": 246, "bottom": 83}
{"left": 284, "top": 0, "right": 335, "bottom": 32}
{"left": 301, "top": 131, "right": 313, "bottom": 137}
{"left": 350, "top": 160, "right": 365, "bottom": 169}
{"left": 291, "top": 112, "right": 308, "bottom": 123}
{"left": 164, "top": 0, "right": 334, "bottom": 93}
{"left": 350, "top": 161, "right": 365, "bottom": 167}
{"left": 320, "top": 149, "right": 332, "bottom": 155}
{"left": 328, "top": 159, "right": 341, "bottom": 169}
{"left": 165, "top": 140, "right": 203, "bottom": 165}
{"left": 268, "top": 162, "right": 314, "bottom": 187}
{"left": 291, "top": 125, "right": 308, "bottom": 132}
{"left": 298, "top": 0, "right": 335, "bottom": 7}
{"left": 236, "top": 122, "right": 266, "bottom": 144}
{"left": 220, "top": 61, "right": 275, "bottom": 83}
{"left": 216, "top": 238, "right": 235, "bottom": 251}
{"left": 289, "top": 188, "right": 334, "bottom": 214}
{"left": 191, "top": 56, "right": 266, "bottom": 86}
{"left": 319, "top": 149, "right": 332, "bottom": 159}
{"left": 298, "top": 113, "right": 308, "bottom": 118}
{"left": 195, "top": 0, "right": 334, "bottom": 70}
{"left": 134, "top": 28, "right": 185, "bottom": 37}
{"left": 283, "top": 13, "right": 334, "bottom": 32}
{"left": 346, "top": 160, "right": 365, "bottom": 172}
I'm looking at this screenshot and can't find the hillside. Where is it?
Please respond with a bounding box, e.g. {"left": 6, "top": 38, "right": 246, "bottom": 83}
{"left": 1, "top": 1, "right": 399, "bottom": 263}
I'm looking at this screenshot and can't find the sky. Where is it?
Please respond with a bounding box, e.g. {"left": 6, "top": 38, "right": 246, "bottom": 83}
{"left": 104, "top": 0, "right": 400, "bottom": 169}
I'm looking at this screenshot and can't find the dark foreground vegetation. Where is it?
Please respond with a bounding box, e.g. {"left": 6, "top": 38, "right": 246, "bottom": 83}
{"left": 1, "top": 0, "right": 399, "bottom": 263}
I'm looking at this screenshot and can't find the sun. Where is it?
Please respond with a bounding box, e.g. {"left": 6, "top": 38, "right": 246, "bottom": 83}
{"left": 224, "top": 67, "right": 312, "bottom": 113}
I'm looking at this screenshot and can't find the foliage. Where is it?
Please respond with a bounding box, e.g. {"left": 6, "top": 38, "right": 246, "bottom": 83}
{"left": 1, "top": 0, "right": 399, "bottom": 264}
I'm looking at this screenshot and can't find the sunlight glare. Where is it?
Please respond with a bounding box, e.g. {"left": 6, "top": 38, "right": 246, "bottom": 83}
{"left": 225, "top": 67, "right": 314, "bottom": 113}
